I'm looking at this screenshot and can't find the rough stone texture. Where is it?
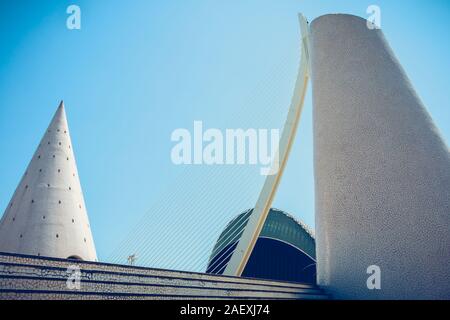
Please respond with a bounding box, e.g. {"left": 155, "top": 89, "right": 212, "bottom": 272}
{"left": 0, "top": 252, "right": 329, "bottom": 300}
{"left": 311, "top": 14, "right": 450, "bottom": 299}
{"left": 0, "top": 102, "right": 97, "bottom": 261}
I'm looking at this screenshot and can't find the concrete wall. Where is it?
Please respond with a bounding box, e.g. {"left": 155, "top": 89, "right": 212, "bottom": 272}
{"left": 311, "top": 14, "right": 450, "bottom": 299}
{"left": 0, "top": 252, "right": 328, "bottom": 300}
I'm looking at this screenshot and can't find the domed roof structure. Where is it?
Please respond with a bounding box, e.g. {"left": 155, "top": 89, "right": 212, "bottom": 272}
{"left": 0, "top": 101, "right": 97, "bottom": 261}
{"left": 206, "top": 208, "right": 316, "bottom": 283}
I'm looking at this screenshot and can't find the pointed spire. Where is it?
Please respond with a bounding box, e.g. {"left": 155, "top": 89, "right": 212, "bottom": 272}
{"left": 0, "top": 101, "right": 97, "bottom": 261}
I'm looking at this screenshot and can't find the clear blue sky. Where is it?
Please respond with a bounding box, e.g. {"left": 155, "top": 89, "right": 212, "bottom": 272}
{"left": 0, "top": 0, "right": 449, "bottom": 270}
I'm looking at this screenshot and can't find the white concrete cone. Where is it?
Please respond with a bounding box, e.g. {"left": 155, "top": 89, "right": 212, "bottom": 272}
{"left": 0, "top": 101, "right": 97, "bottom": 261}
{"left": 311, "top": 14, "right": 450, "bottom": 299}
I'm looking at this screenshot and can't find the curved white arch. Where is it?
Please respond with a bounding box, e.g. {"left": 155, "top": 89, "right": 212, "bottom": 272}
{"left": 223, "top": 14, "right": 311, "bottom": 276}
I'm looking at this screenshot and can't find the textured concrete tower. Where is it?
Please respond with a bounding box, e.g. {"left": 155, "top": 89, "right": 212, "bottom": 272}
{"left": 311, "top": 14, "right": 450, "bottom": 299}
{"left": 0, "top": 102, "right": 97, "bottom": 261}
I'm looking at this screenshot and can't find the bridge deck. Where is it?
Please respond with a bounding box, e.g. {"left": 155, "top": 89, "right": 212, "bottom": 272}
{"left": 0, "top": 252, "right": 328, "bottom": 300}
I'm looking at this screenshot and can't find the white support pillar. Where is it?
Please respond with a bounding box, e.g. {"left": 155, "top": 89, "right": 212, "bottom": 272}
{"left": 311, "top": 14, "right": 450, "bottom": 299}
